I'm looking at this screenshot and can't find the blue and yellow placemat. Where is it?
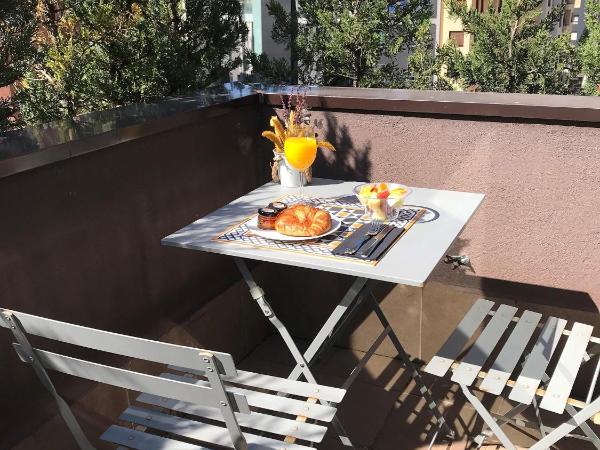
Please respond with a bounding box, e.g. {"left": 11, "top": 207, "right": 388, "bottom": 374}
{"left": 214, "top": 194, "right": 423, "bottom": 265}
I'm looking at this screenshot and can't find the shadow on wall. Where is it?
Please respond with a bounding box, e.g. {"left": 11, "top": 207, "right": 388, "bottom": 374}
{"left": 441, "top": 238, "right": 599, "bottom": 314}
{"left": 313, "top": 112, "right": 372, "bottom": 182}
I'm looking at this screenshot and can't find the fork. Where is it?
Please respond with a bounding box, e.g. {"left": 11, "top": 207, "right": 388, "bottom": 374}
{"left": 344, "top": 220, "right": 384, "bottom": 255}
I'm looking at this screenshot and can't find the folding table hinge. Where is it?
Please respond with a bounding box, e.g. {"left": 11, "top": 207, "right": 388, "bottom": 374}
{"left": 0, "top": 310, "right": 14, "bottom": 328}
{"left": 249, "top": 286, "right": 265, "bottom": 301}
{"left": 249, "top": 287, "right": 274, "bottom": 317}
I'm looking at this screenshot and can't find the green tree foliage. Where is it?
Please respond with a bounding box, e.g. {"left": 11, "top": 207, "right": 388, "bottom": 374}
{"left": 18, "top": 0, "right": 247, "bottom": 125}
{"left": 244, "top": 50, "right": 293, "bottom": 84}
{"left": 257, "top": 0, "right": 432, "bottom": 88}
{"left": 439, "top": 0, "right": 580, "bottom": 94}
{"left": 580, "top": 0, "right": 600, "bottom": 95}
{"left": 407, "top": 21, "right": 452, "bottom": 90}
{"left": 0, "top": 0, "right": 37, "bottom": 131}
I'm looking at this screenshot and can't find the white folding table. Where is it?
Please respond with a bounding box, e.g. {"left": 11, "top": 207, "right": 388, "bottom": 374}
{"left": 162, "top": 178, "right": 484, "bottom": 448}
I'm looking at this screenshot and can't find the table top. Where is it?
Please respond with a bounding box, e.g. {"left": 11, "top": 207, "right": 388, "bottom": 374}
{"left": 162, "top": 178, "right": 484, "bottom": 287}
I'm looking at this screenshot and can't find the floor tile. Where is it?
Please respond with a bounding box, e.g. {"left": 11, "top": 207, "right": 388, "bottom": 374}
{"left": 324, "top": 376, "right": 400, "bottom": 448}
{"left": 312, "top": 346, "right": 412, "bottom": 392}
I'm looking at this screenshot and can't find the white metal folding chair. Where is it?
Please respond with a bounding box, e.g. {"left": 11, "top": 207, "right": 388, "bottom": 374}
{"left": 0, "top": 308, "right": 347, "bottom": 450}
{"left": 424, "top": 299, "right": 600, "bottom": 449}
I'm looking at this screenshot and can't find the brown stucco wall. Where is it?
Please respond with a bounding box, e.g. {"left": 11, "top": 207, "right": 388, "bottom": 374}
{"left": 272, "top": 108, "right": 600, "bottom": 307}
{"left": 258, "top": 106, "right": 600, "bottom": 376}
{"left": 0, "top": 104, "right": 273, "bottom": 448}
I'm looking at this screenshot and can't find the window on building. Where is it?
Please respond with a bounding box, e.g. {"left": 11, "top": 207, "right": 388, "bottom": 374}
{"left": 563, "top": 10, "right": 572, "bottom": 28}
{"left": 449, "top": 31, "right": 465, "bottom": 47}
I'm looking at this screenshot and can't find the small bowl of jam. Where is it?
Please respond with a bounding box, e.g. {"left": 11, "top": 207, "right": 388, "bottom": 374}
{"left": 257, "top": 207, "right": 279, "bottom": 230}
{"left": 268, "top": 202, "right": 288, "bottom": 214}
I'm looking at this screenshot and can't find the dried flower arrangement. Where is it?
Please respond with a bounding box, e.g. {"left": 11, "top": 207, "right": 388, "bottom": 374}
{"left": 261, "top": 90, "right": 336, "bottom": 183}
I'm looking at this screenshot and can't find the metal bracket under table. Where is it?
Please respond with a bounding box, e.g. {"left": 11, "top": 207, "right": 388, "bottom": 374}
{"left": 235, "top": 257, "right": 454, "bottom": 449}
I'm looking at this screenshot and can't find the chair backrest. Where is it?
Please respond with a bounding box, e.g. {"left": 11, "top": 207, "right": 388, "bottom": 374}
{"left": 0, "top": 308, "right": 250, "bottom": 449}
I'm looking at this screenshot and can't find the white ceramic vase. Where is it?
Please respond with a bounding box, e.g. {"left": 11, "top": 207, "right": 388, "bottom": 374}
{"left": 279, "top": 158, "right": 304, "bottom": 188}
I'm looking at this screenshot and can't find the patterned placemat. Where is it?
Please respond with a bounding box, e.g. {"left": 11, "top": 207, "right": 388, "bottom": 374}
{"left": 214, "top": 194, "right": 423, "bottom": 265}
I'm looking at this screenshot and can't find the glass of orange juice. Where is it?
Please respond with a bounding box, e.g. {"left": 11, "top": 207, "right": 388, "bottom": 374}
{"left": 284, "top": 129, "right": 317, "bottom": 192}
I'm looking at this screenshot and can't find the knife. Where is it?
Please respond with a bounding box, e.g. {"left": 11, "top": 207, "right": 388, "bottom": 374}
{"left": 358, "top": 224, "right": 395, "bottom": 259}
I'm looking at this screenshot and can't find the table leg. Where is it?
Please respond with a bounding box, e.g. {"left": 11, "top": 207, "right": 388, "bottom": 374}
{"left": 367, "top": 292, "right": 454, "bottom": 441}
{"left": 234, "top": 258, "right": 358, "bottom": 448}
{"left": 287, "top": 276, "right": 370, "bottom": 380}
{"left": 235, "top": 258, "right": 318, "bottom": 381}
{"left": 236, "top": 257, "right": 454, "bottom": 446}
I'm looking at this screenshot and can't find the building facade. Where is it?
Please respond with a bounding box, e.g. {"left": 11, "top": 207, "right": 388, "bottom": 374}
{"left": 438, "top": 0, "right": 586, "bottom": 53}
{"left": 231, "top": 0, "right": 290, "bottom": 81}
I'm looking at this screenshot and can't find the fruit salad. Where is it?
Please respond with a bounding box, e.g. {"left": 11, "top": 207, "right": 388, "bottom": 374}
{"left": 354, "top": 182, "right": 411, "bottom": 221}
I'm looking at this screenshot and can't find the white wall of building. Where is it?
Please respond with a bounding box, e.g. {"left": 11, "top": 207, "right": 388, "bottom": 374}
{"left": 259, "top": 0, "right": 291, "bottom": 60}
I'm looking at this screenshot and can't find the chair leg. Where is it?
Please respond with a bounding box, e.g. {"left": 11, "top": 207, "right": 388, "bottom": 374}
{"left": 459, "top": 384, "right": 517, "bottom": 450}
{"left": 2, "top": 311, "right": 95, "bottom": 450}
{"left": 462, "top": 375, "right": 600, "bottom": 450}
{"left": 531, "top": 395, "right": 548, "bottom": 439}
{"left": 202, "top": 352, "right": 248, "bottom": 450}
{"left": 474, "top": 402, "right": 530, "bottom": 448}
{"left": 529, "top": 395, "right": 600, "bottom": 450}
{"left": 538, "top": 370, "right": 600, "bottom": 448}
{"left": 564, "top": 404, "right": 600, "bottom": 450}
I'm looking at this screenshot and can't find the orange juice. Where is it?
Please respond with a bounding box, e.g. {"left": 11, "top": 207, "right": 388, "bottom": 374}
{"left": 284, "top": 136, "right": 317, "bottom": 171}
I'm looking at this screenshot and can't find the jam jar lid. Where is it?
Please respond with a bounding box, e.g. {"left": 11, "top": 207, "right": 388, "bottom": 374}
{"left": 258, "top": 207, "right": 278, "bottom": 217}
{"left": 268, "top": 202, "right": 287, "bottom": 212}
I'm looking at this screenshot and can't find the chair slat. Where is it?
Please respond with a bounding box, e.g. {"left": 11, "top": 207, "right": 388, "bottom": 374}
{"left": 137, "top": 392, "right": 329, "bottom": 443}
{"left": 1, "top": 308, "right": 236, "bottom": 376}
{"left": 160, "top": 372, "right": 337, "bottom": 422}
{"left": 121, "top": 406, "right": 314, "bottom": 450}
{"left": 15, "top": 346, "right": 249, "bottom": 413}
{"left": 451, "top": 304, "right": 518, "bottom": 386}
{"left": 101, "top": 425, "right": 208, "bottom": 450}
{"left": 479, "top": 310, "right": 542, "bottom": 395}
{"left": 509, "top": 316, "right": 567, "bottom": 405}
{"left": 170, "top": 365, "right": 346, "bottom": 403}
{"left": 540, "top": 322, "right": 594, "bottom": 414}
{"left": 424, "top": 299, "right": 495, "bottom": 377}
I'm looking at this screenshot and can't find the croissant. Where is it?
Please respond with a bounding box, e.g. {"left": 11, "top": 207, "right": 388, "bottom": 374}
{"left": 275, "top": 204, "right": 332, "bottom": 237}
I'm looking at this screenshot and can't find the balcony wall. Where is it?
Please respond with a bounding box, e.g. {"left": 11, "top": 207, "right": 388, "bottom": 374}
{"left": 0, "top": 93, "right": 273, "bottom": 449}
{"left": 1, "top": 86, "right": 600, "bottom": 448}
{"left": 259, "top": 87, "right": 600, "bottom": 362}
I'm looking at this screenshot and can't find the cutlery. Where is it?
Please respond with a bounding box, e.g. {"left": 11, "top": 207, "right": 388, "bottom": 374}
{"left": 361, "top": 208, "right": 426, "bottom": 259}
{"left": 344, "top": 220, "right": 383, "bottom": 255}
{"left": 359, "top": 224, "right": 396, "bottom": 259}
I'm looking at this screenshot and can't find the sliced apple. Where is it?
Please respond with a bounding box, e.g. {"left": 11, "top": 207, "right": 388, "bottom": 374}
{"left": 390, "top": 187, "right": 407, "bottom": 196}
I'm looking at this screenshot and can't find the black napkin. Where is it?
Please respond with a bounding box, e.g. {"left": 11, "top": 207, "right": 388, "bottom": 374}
{"left": 332, "top": 224, "right": 404, "bottom": 262}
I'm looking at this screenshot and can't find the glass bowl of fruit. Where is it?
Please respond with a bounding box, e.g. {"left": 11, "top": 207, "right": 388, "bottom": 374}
{"left": 353, "top": 182, "right": 411, "bottom": 221}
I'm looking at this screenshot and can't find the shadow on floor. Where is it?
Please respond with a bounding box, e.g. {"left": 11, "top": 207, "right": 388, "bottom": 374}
{"left": 239, "top": 334, "right": 600, "bottom": 450}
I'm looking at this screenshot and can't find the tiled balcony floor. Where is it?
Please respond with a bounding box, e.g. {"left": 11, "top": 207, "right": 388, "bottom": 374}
{"left": 239, "top": 334, "right": 597, "bottom": 450}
